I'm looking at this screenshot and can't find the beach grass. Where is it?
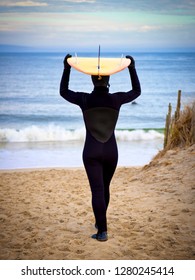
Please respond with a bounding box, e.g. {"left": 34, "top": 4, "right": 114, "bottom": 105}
{"left": 156, "top": 91, "right": 195, "bottom": 160}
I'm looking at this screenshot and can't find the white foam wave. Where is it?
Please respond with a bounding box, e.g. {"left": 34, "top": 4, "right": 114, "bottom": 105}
{"left": 116, "top": 129, "right": 164, "bottom": 141}
{"left": 0, "top": 125, "right": 164, "bottom": 143}
{"left": 0, "top": 125, "right": 85, "bottom": 142}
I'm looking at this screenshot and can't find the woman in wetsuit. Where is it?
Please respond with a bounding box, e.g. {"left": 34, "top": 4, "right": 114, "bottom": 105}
{"left": 60, "top": 54, "right": 141, "bottom": 241}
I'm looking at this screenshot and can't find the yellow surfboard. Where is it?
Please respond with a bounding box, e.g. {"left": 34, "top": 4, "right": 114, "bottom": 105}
{"left": 67, "top": 56, "right": 131, "bottom": 76}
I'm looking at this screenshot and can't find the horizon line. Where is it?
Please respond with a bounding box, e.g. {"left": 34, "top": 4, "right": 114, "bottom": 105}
{"left": 0, "top": 44, "right": 195, "bottom": 53}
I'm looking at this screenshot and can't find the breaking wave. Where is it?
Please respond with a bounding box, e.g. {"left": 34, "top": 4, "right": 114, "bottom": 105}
{"left": 0, "top": 125, "right": 164, "bottom": 143}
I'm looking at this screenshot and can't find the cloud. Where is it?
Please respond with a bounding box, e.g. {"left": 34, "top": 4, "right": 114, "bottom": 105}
{"left": 0, "top": 1, "right": 48, "bottom": 7}
{"left": 63, "top": 0, "right": 95, "bottom": 3}
{"left": 0, "top": 11, "right": 191, "bottom": 34}
{"left": 1, "top": 0, "right": 195, "bottom": 15}
{"left": 0, "top": 2, "right": 194, "bottom": 51}
{"left": 139, "top": 25, "right": 162, "bottom": 32}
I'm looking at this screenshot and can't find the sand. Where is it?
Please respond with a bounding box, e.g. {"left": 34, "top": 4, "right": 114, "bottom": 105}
{"left": 0, "top": 145, "right": 195, "bottom": 260}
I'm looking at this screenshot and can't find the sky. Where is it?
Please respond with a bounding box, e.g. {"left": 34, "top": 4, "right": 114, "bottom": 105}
{"left": 0, "top": 0, "right": 195, "bottom": 52}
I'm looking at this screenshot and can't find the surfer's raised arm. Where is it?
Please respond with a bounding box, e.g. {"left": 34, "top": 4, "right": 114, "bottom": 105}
{"left": 60, "top": 54, "right": 72, "bottom": 90}
{"left": 126, "top": 55, "right": 141, "bottom": 95}
{"left": 60, "top": 54, "right": 84, "bottom": 106}
{"left": 115, "top": 55, "right": 141, "bottom": 105}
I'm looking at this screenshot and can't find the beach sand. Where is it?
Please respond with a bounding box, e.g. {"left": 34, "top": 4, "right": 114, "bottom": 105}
{"left": 0, "top": 145, "right": 194, "bottom": 260}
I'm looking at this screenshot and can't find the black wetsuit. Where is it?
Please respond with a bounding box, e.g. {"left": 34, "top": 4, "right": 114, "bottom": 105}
{"left": 60, "top": 65, "right": 141, "bottom": 234}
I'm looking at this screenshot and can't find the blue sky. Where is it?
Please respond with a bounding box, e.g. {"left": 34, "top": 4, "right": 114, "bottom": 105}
{"left": 0, "top": 0, "right": 195, "bottom": 52}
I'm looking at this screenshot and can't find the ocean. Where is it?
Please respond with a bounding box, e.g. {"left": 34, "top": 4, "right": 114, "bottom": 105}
{"left": 0, "top": 52, "right": 194, "bottom": 169}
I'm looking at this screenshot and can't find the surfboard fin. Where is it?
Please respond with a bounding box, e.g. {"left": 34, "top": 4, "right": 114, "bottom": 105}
{"left": 98, "top": 45, "right": 102, "bottom": 79}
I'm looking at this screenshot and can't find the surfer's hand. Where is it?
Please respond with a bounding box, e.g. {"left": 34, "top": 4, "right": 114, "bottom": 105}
{"left": 126, "top": 55, "right": 135, "bottom": 69}
{"left": 64, "top": 54, "right": 72, "bottom": 68}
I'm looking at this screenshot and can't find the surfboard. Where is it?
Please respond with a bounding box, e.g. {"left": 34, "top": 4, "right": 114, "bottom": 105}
{"left": 67, "top": 56, "right": 131, "bottom": 76}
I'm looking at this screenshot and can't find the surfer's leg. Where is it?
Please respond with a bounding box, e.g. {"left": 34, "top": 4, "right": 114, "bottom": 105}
{"left": 103, "top": 136, "right": 118, "bottom": 209}
{"left": 83, "top": 161, "right": 107, "bottom": 233}
{"left": 83, "top": 135, "right": 107, "bottom": 234}
{"left": 103, "top": 161, "right": 117, "bottom": 210}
